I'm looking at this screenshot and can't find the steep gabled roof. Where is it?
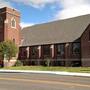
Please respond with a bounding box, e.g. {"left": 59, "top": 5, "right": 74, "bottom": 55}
{"left": 21, "top": 14, "right": 90, "bottom": 46}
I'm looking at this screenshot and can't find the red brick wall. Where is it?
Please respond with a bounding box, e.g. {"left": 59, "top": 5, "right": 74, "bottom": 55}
{"left": 0, "top": 10, "right": 6, "bottom": 42}
{"left": 19, "top": 43, "right": 81, "bottom": 66}
{"left": 0, "top": 7, "right": 20, "bottom": 46}
{"left": 59, "top": 43, "right": 80, "bottom": 66}
{"left": 81, "top": 24, "right": 90, "bottom": 66}
{"left": 4, "top": 7, "right": 20, "bottom": 46}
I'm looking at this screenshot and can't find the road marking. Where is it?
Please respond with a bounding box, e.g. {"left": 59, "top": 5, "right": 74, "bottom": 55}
{"left": 0, "top": 77, "right": 90, "bottom": 88}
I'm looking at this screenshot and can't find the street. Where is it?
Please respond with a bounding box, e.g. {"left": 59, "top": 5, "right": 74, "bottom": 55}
{"left": 0, "top": 73, "right": 90, "bottom": 90}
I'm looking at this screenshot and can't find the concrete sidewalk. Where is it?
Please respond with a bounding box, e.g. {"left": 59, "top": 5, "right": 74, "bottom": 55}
{"left": 0, "top": 69, "right": 90, "bottom": 77}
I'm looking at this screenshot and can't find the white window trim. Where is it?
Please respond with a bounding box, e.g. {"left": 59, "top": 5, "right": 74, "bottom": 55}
{"left": 11, "top": 17, "right": 16, "bottom": 28}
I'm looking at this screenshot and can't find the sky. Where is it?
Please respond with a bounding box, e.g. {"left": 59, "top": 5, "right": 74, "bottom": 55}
{"left": 0, "top": 0, "right": 90, "bottom": 28}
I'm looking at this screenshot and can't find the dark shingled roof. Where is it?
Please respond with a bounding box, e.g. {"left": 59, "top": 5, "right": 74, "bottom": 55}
{"left": 21, "top": 14, "right": 90, "bottom": 46}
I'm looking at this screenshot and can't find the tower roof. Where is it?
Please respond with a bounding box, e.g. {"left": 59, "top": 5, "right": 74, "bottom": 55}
{"left": 0, "top": 7, "right": 20, "bottom": 17}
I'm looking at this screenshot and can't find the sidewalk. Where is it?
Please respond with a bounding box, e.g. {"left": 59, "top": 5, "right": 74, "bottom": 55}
{"left": 0, "top": 69, "right": 90, "bottom": 77}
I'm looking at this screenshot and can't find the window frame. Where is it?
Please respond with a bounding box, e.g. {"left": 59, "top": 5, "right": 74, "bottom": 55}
{"left": 56, "top": 44, "right": 65, "bottom": 58}
{"left": 43, "top": 45, "right": 50, "bottom": 58}
{"left": 31, "top": 46, "right": 38, "bottom": 59}
{"left": 72, "top": 42, "right": 81, "bottom": 54}
{"left": 11, "top": 18, "right": 16, "bottom": 28}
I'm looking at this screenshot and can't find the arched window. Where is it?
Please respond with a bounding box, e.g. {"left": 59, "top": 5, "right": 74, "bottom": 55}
{"left": 72, "top": 43, "right": 80, "bottom": 54}
{"left": 11, "top": 18, "right": 16, "bottom": 28}
{"left": 13, "top": 38, "right": 15, "bottom": 43}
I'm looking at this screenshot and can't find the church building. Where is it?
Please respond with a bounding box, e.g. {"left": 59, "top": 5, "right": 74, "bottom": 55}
{"left": 0, "top": 7, "right": 90, "bottom": 67}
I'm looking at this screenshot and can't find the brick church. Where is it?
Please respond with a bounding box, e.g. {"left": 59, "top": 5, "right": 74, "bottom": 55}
{"left": 0, "top": 7, "right": 90, "bottom": 67}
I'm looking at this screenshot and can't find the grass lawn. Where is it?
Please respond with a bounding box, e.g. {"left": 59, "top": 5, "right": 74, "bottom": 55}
{"left": 2, "top": 66, "right": 90, "bottom": 73}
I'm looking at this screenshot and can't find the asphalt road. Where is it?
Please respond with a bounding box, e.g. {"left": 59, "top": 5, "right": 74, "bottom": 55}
{"left": 0, "top": 73, "right": 90, "bottom": 90}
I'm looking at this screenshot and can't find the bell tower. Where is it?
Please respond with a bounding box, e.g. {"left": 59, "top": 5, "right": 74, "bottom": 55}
{"left": 0, "top": 7, "right": 21, "bottom": 46}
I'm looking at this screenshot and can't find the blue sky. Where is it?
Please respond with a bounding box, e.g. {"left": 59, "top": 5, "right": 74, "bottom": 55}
{"left": 0, "top": 0, "right": 90, "bottom": 28}
{"left": 12, "top": 2, "right": 62, "bottom": 23}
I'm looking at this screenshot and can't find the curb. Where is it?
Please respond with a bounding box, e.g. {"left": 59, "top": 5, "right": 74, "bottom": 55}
{"left": 0, "top": 70, "right": 90, "bottom": 77}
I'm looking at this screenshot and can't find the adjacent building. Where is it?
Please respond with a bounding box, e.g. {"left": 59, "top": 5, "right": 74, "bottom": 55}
{"left": 0, "top": 7, "right": 90, "bottom": 67}
{"left": 19, "top": 14, "right": 90, "bottom": 67}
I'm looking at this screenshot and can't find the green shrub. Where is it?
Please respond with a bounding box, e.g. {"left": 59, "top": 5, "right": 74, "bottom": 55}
{"left": 15, "top": 60, "right": 23, "bottom": 66}
{"left": 0, "top": 40, "right": 18, "bottom": 60}
{"left": 45, "top": 58, "right": 51, "bottom": 67}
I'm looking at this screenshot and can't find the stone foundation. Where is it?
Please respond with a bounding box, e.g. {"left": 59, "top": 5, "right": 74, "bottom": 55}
{"left": 4, "top": 59, "right": 17, "bottom": 67}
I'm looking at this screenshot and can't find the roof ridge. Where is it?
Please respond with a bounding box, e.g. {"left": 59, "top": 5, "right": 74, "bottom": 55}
{"left": 22, "top": 14, "right": 90, "bottom": 30}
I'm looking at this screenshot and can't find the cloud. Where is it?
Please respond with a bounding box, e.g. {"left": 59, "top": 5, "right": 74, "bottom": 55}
{"left": 0, "top": 0, "right": 12, "bottom": 8}
{"left": 55, "top": 0, "right": 90, "bottom": 20}
{"left": 10, "top": 0, "right": 58, "bottom": 8}
{"left": 20, "top": 22, "right": 34, "bottom": 28}
{"left": 1, "top": 0, "right": 89, "bottom": 23}
{"left": 12, "top": 0, "right": 90, "bottom": 19}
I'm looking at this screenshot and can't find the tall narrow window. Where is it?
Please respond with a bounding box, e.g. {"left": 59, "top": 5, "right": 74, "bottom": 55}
{"left": 0, "top": 16, "right": 3, "bottom": 27}
{"left": 43, "top": 45, "right": 50, "bottom": 58}
{"left": 56, "top": 44, "right": 65, "bottom": 57}
{"left": 11, "top": 18, "right": 16, "bottom": 28}
{"left": 13, "top": 39, "right": 15, "bottom": 43}
{"left": 31, "top": 46, "right": 38, "bottom": 59}
{"left": 72, "top": 43, "right": 80, "bottom": 54}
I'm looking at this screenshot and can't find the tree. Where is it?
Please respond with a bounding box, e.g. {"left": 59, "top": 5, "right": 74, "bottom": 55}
{"left": 0, "top": 41, "right": 19, "bottom": 60}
